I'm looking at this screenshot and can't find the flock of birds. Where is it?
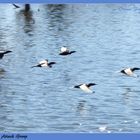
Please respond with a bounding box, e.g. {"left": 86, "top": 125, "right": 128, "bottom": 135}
{"left": 1, "top": 46, "right": 140, "bottom": 94}
{"left": 4, "top": 4, "right": 139, "bottom": 94}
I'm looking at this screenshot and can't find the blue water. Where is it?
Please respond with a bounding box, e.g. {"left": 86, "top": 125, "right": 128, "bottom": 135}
{"left": 0, "top": 4, "right": 140, "bottom": 132}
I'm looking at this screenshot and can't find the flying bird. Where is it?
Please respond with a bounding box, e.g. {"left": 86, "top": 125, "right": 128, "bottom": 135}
{"left": 59, "top": 47, "right": 76, "bottom": 56}
{"left": 120, "top": 67, "right": 140, "bottom": 77}
{"left": 74, "top": 83, "right": 96, "bottom": 93}
{"left": 31, "top": 59, "right": 56, "bottom": 68}
{"left": 0, "top": 50, "right": 12, "bottom": 59}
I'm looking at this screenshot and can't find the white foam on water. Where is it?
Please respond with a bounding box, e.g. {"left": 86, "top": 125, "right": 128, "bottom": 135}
{"left": 99, "top": 126, "right": 107, "bottom": 132}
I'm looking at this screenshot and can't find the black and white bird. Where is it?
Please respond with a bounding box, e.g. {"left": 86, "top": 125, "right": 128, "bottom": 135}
{"left": 59, "top": 47, "right": 76, "bottom": 56}
{"left": 74, "top": 83, "right": 96, "bottom": 93}
{"left": 120, "top": 67, "right": 140, "bottom": 77}
{"left": 0, "top": 50, "right": 12, "bottom": 59}
{"left": 32, "top": 59, "right": 56, "bottom": 68}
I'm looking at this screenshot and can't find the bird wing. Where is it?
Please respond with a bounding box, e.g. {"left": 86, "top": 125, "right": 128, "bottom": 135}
{"left": 87, "top": 83, "right": 96, "bottom": 87}
{"left": 131, "top": 68, "right": 140, "bottom": 71}
{"left": 13, "top": 4, "right": 20, "bottom": 8}
{"left": 69, "top": 51, "right": 76, "bottom": 54}
{"left": 31, "top": 64, "right": 42, "bottom": 68}
{"left": 49, "top": 62, "right": 56, "bottom": 65}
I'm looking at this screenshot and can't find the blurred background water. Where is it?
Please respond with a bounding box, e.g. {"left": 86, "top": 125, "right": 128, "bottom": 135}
{"left": 0, "top": 4, "right": 140, "bottom": 132}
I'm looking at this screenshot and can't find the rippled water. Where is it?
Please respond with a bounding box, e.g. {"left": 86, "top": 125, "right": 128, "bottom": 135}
{"left": 1, "top": 4, "right": 140, "bottom": 132}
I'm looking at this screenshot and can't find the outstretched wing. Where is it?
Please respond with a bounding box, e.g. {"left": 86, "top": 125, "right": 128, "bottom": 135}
{"left": 48, "top": 62, "right": 56, "bottom": 68}
{"left": 87, "top": 83, "right": 96, "bottom": 87}
{"left": 131, "top": 68, "right": 140, "bottom": 72}
{"left": 74, "top": 84, "right": 82, "bottom": 88}
{"left": 0, "top": 51, "right": 12, "bottom": 59}
{"left": 13, "top": 4, "right": 20, "bottom": 8}
{"left": 70, "top": 51, "right": 76, "bottom": 54}
{"left": 49, "top": 62, "right": 56, "bottom": 65}
{"left": 31, "top": 64, "right": 42, "bottom": 68}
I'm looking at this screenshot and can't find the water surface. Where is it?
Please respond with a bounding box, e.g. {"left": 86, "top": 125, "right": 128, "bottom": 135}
{"left": 0, "top": 4, "right": 140, "bottom": 132}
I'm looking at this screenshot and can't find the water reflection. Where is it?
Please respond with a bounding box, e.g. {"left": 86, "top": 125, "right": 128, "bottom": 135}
{"left": 23, "top": 10, "right": 35, "bottom": 35}
{"left": 46, "top": 4, "right": 71, "bottom": 46}
{"left": 123, "top": 87, "right": 132, "bottom": 98}
{"left": 76, "top": 100, "right": 87, "bottom": 115}
{"left": 47, "top": 4, "right": 66, "bottom": 27}
{"left": 15, "top": 8, "right": 35, "bottom": 36}
{"left": 122, "top": 87, "right": 133, "bottom": 106}
{"left": 0, "top": 68, "right": 5, "bottom": 79}
{"left": 48, "top": 5, "right": 66, "bottom": 30}
{"left": 14, "top": 8, "right": 36, "bottom": 50}
{"left": 47, "top": 4, "right": 66, "bottom": 16}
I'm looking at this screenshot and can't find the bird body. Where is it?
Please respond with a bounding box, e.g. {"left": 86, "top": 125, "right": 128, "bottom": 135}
{"left": 39, "top": 60, "right": 48, "bottom": 67}
{"left": 124, "top": 68, "right": 133, "bottom": 76}
{"left": 59, "top": 47, "right": 76, "bottom": 56}
{"left": 120, "top": 67, "right": 140, "bottom": 77}
{"left": 61, "top": 47, "right": 69, "bottom": 53}
{"left": 74, "top": 83, "right": 96, "bottom": 93}
{"left": 0, "top": 50, "right": 12, "bottom": 59}
{"left": 32, "top": 59, "right": 56, "bottom": 68}
{"left": 79, "top": 84, "right": 93, "bottom": 93}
